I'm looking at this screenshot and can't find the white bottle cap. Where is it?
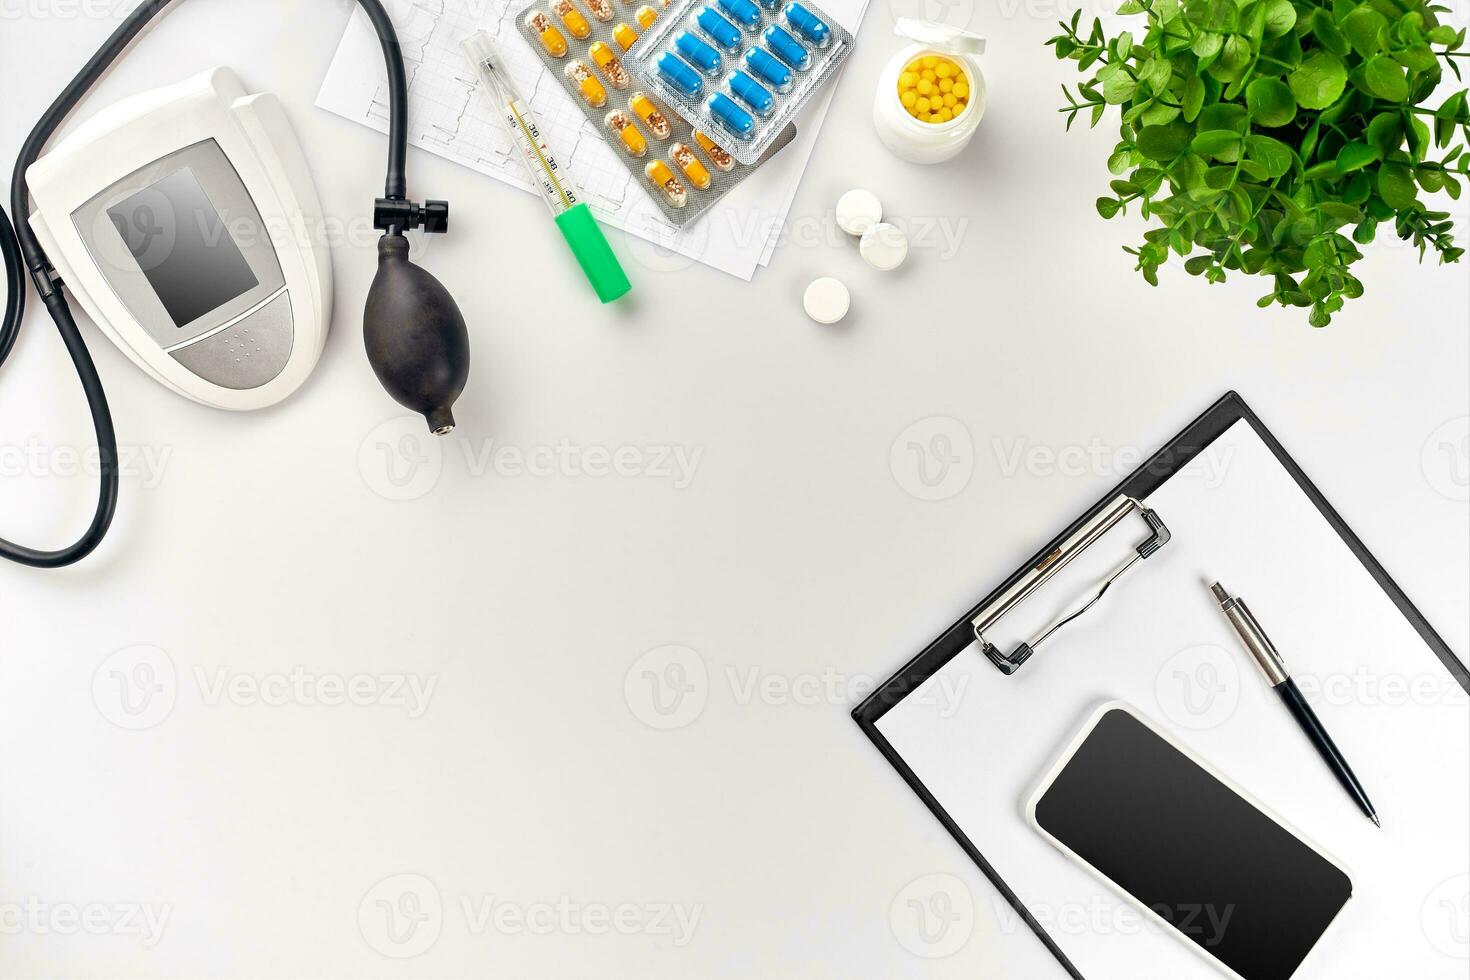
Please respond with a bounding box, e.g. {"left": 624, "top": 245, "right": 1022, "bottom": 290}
{"left": 803, "top": 277, "right": 851, "bottom": 324}
{"left": 836, "top": 189, "right": 883, "bottom": 236}
{"left": 860, "top": 223, "right": 908, "bottom": 271}
{"left": 893, "top": 18, "right": 987, "bottom": 55}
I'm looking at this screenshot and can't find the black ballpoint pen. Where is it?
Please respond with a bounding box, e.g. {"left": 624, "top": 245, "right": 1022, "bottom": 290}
{"left": 1210, "top": 582, "right": 1381, "bottom": 828}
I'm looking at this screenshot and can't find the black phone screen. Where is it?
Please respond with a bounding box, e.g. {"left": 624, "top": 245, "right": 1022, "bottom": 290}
{"left": 1033, "top": 707, "right": 1352, "bottom": 980}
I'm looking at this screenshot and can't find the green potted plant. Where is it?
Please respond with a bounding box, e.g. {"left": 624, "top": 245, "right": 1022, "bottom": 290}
{"left": 1049, "top": 0, "right": 1470, "bottom": 325}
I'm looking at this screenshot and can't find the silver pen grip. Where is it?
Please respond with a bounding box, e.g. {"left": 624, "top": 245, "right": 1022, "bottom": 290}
{"left": 1219, "top": 596, "right": 1288, "bottom": 686}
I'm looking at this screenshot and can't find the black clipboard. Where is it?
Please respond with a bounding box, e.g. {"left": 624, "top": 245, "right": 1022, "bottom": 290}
{"left": 850, "top": 391, "right": 1469, "bottom": 979}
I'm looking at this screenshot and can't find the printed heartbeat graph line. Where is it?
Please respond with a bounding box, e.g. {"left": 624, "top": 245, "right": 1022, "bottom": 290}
{"left": 322, "top": 0, "right": 668, "bottom": 243}
{"left": 318, "top": 0, "right": 864, "bottom": 277}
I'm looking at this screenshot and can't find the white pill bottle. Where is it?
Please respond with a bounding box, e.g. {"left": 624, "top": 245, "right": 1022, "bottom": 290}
{"left": 873, "top": 19, "right": 988, "bottom": 165}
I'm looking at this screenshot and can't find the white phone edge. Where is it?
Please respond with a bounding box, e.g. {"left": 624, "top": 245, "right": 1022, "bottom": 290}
{"left": 1021, "top": 699, "right": 1355, "bottom": 980}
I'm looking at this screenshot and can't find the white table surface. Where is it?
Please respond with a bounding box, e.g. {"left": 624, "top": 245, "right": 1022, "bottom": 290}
{"left": 1, "top": 1, "right": 1467, "bottom": 977}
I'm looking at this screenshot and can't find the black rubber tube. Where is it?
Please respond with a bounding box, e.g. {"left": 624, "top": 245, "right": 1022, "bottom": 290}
{"left": 0, "top": 0, "right": 412, "bottom": 567}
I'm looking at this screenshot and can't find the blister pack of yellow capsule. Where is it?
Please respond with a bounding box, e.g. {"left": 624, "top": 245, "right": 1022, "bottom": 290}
{"left": 517, "top": 0, "right": 797, "bottom": 227}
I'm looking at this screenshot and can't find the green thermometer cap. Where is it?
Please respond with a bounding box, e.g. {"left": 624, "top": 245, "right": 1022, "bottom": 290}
{"left": 555, "top": 203, "right": 631, "bottom": 303}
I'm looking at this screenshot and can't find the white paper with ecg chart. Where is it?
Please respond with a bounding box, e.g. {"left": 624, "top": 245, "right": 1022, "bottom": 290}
{"left": 317, "top": 0, "right": 867, "bottom": 280}
{"left": 877, "top": 419, "right": 1470, "bottom": 979}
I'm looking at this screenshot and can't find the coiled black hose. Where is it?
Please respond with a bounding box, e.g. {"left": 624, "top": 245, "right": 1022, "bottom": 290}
{"left": 0, "top": 0, "right": 412, "bottom": 567}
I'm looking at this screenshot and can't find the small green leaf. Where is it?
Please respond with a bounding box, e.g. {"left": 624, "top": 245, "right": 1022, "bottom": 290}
{"left": 1341, "top": 7, "right": 1389, "bottom": 56}
{"left": 1096, "top": 197, "right": 1123, "bottom": 218}
{"left": 1207, "top": 35, "right": 1254, "bottom": 82}
{"left": 1317, "top": 202, "right": 1362, "bottom": 227}
{"left": 1102, "top": 67, "right": 1138, "bottom": 104}
{"left": 1336, "top": 141, "right": 1382, "bottom": 174}
{"left": 1362, "top": 55, "right": 1409, "bottom": 101}
{"left": 1198, "top": 103, "right": 1250, "bottom": 132}
{"left": 1191, "top": 31, "right": 1223, "bottom": 59}
{"left": 1192, "top": 129, "right": 1243, "bottom": 155}
{"left": 1366, "top": 112, "right": 1403, "bottom": 156}
{"left": 1289, "top": 51, "right": 1348, "bottom": 110}
{"left": 1137, "top": 123, "right": 1193, "bottom": 161}
{"left": 1377, "top": 162, "right": 1418, "bottom": 209}
{"left": 1310, "top": 9, "right": 1349, "bottom": 56}
{"left": 1246, "top": 134, "right": 1296, "bottom": 176}
{"left": 1246, "top": 77, "right": 1297, "bottom": 127}
{"left": 1182, "top": 75, "right": 1206, "bottom": 121}
{"left": 1394, "top": 44, "right": 1437, "bottom": 73}
{"left": 1263, "top": 0, "right": 1296, "bottom": 36}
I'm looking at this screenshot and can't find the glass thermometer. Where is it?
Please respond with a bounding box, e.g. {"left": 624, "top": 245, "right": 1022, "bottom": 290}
{"left": 462, "top": 31, "right": 630, "bottom": 303}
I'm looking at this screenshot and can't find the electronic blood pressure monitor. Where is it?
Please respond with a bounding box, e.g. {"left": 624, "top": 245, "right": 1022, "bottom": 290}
{"left": 25, "top": 67, "right": 330, "bottom": 410}
{"left": 4, "top": 0, "right": 469, "bottom": 568}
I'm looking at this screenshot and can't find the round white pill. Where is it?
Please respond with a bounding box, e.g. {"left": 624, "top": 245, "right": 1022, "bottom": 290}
{"left": 835, "top": 189, "right": 883, "bottom": 236}
{"left": 803, "top": 277, "right": 851, "bottom": 324}
{"left": 860, "top": 222, "right": 908, "bottom": 271}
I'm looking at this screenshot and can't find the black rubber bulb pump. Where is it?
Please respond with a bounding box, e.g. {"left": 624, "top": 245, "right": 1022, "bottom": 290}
{"left": 363, "top": 201, "right": 470, "bottom": 434}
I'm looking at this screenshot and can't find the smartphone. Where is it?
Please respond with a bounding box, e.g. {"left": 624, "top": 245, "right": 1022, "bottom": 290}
{"left": 1026, "top": 702, "right": 1352, "bottom": 980}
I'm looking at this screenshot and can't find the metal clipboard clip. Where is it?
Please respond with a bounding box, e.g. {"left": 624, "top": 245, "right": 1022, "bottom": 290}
{"left": 972, "top": 495, "right": 1171, "bottom": 675}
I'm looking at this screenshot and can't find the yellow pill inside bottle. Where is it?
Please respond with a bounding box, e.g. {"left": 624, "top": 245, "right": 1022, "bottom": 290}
{"left": 895, "top": 55, "right": 973, "bottom": 125}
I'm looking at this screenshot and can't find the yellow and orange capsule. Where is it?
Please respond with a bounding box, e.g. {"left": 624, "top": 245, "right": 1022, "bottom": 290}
{"left": 613, "top": 22, "right": 639, "bottom": 49}
{"left": 525, "top": 11, "right": 569, "bottom": 57}
{"left": 693, "top": 131, "right": 734, "bottom": 171}
{"left": 585, "top": 0, "right": 615, "bottom": 20}
{"left": 635, "top": 4, "right": 658, "bottom": 27}
{"left": 564, "top": 60, "right": 607, "bottom": 107}
{"left": 604, "top": 110, "right": 648, "bottom": 157}
{"left": 589, "top": 41, "right": 630, "bottom": 88}
{"left": 669, "top": 142, "right": 711, "bottom": 190}
{"left": 549, "top": 0, "right": 591, "bottom": 39}
{"left": 628, "top": 91, "right": 670, "bottom": 139}
{"left": 644, "top": 159, "right": 687, "bottom": 208}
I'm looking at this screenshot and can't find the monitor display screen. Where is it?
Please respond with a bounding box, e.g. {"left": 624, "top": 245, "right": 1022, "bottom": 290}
{"left": 107, "top": 166, "right": 258, "bottom": 328}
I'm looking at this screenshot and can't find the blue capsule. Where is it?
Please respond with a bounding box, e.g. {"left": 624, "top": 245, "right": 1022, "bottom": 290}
{"left": 655, "top": 51, "right": 704, "bottom": 97}
{"left": 743, "top": 46, "right": 793, "bottom": 91}
{"left": 675, "top": 31, "right": 723, "bottom": 74}
{"left": 761, "top": 24, "right": 811, "bottom": 69}
{"left": 781, "top": 2, "right": 830, "bottom": 46}
{"left": 727, "top": 70, "right": 774, "bottom": 114}
{"left": 707, "top": 92, "right": 755, "bottom": 138}
{"left": 755, "top": 0, "right": 780, "bottom": 8}
{"left": 716, "top": 0, "right": 762, "bottom": 29}
{"left": 695, "top": 7, "right": 742, "bottom": 50}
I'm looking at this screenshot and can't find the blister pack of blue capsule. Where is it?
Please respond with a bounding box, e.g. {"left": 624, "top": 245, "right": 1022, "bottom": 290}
{"left": 622, "top": 0, "right": 853, "bottom": 165}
